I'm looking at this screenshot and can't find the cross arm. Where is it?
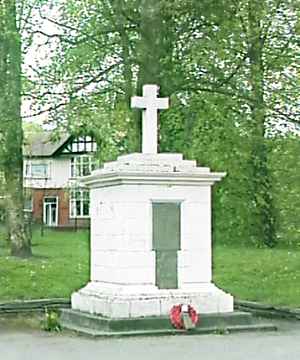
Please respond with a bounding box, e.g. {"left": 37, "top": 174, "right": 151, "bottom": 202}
{"left": 131, "top": 96, "right": 147, "bottom": 109}
{"left": 156, "top": 97, "right": 169, "bottom": 110}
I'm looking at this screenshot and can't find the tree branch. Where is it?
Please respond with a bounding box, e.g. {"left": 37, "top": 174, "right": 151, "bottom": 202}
{"left": 22, "top": 100, "right": 69, "bottom": 119}
{"left": 31, "top": 30, "right": 86, "bottom": 45}
{"left": 270, "top": 108, "right": 300, "bottom": 124}
{"left": 23, "top": 61, "right": 122, "bottom": 118}
{"left": 37, "top": 9, "right": 130, "bottom": 47}
{"left": 215, "top": 53, "right": 248, "bottom": 89}
{"left": 178, "top": 84, "right": 252, "bottom": 102}
{"left": 19, "top": 0, "right": 40, "bottom": 32}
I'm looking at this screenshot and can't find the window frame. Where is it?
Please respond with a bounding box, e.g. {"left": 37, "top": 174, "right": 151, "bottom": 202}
{"left": 25, "top": 161, "right": 50, "bottom": 179}
{"left": 69, "top": 189, "right": 90, "bottom": 218}
{"left": 70, "top": 155, "right": 96, "bottom": 178}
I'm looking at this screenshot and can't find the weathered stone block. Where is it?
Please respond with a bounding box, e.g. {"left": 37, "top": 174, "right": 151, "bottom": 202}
{"left": 130, "top": 298, "right": 161, "bottom": 317}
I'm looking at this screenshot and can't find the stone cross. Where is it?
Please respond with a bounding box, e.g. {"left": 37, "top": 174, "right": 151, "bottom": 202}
{"left": 131, "top": 84, "right": 169, "bottom": 154}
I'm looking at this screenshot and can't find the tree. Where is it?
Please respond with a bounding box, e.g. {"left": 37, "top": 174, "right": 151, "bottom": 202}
{"left": 161, "top": 0, "right": 299, "bottom": 247}
{"left": 23, "top": 121, "right": 44, "bottom": 144}
{"left": 245, "top": 0, "right": 276, "bottom": 247}
{"left": 0, "top": 0, "right": 31, "bottom": 257}
{"left": 270, "top": 134, "right": 300, "bottom": 246}
{"left": 24, "top": 0, "right": 299, "bottom": 247}
{"left": 23, "top": 0, "right": 226, "bottom": 148}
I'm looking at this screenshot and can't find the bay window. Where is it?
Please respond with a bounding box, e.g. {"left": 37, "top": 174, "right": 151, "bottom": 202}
{"left": 70, "top": 156, "right": 96, "bottom": 178}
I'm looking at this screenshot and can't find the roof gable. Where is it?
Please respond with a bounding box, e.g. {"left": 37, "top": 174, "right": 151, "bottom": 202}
{"left": 24, "top": 133, "right": 97, "bottom": 157}
{"left": 56, "top": 136, "right": 97, "bottom": 155}
{"left": 24, "top": 133, "right": 71, "bottom": 157}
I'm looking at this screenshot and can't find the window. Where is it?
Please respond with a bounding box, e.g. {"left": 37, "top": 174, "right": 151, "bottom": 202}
{"left": 70, "top": 189, "right": 90, "bottom": 218}
{"left": 25, "top": 162, "right": 49, "bottom": 178}
{"left": 70, "top": 156, "right": 96, "bottom": 178}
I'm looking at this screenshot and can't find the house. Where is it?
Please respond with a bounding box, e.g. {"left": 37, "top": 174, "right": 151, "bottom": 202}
{"left": 24, "top": 133, "right": 97, "bottom": 227}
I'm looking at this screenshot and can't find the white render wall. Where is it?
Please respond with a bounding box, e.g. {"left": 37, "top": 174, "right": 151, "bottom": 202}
{"left": 72, "top": 153, "right": 234, "bottom": 317}
{"left": 90, "top": 184, "right": 212, "bottom": 288}
{"left": 24, "top": 157, "right": 71, "bottom": 189}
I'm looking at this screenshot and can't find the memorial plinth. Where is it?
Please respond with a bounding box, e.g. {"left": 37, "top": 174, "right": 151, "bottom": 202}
{"left": 71, "top": 153, "right": 234, "bottom": 318}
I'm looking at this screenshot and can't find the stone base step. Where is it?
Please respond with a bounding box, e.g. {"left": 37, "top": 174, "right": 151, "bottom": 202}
{"left": 60, "top": 310, "right": 277, "bottom": 338}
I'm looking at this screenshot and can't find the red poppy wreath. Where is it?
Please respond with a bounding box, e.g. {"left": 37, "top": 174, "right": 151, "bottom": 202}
{"left": 169, "top": 304, "right": 199, "bottom": 329}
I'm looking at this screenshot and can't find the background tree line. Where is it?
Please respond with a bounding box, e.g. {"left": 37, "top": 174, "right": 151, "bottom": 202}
{"left": 0, "top": 0, "right": 299, "bottom": 257}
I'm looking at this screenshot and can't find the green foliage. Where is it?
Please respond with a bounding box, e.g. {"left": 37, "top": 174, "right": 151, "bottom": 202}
{"left": 214, "top": 328, "right": 230, "bottom": 335}
{"left": 0, "top": 0, "right": 32, "bottom": 257}
{"left": 63, "top": 98, "right": 133, "bottom": 163}
{"left": 41, "top": 308, "right": 61, "bottom": 332}
{"left": 160, "top": 92, "right": 300, "bottom": 248}
{"left": 193, "top": 111, "right": 253, "bottom": 245}
{"left": 23, "top": 122, "right": 44, "bottom": 149}
{"left": 24, "top": 0, "right": 299, "bottom": 247}
{"left": 270, "top": 136, "right": 300, "bottom": 246}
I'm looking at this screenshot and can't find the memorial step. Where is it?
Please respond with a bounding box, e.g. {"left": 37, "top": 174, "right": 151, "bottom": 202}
{"left": 60, "top": 309, "right": 277, "bottom": 337}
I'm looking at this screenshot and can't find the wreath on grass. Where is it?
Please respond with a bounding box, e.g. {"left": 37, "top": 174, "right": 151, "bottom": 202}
{"left": 169, "top": 304, "right": 199, "bottom": 329}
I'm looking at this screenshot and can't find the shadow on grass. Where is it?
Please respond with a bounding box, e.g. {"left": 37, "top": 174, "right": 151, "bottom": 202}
{"left": 0, "top": 253, "right": 50, "bottom": 261}
{"left": 30, "top": 254, "right": 50, "bottom": 260}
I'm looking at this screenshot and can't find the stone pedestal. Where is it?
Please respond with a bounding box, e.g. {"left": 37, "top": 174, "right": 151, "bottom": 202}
{"left": 71, "top": 153, "right": 233, "bottom": 318}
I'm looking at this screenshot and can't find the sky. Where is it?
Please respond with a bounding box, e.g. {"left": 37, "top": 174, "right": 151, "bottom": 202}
{"left": 22, "top": 4, "right": 60, "bottom": 126}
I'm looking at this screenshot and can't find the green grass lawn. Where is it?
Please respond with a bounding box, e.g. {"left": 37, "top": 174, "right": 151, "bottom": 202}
{"left": 0, "top": 229, "right": 299, "bottom": 308}
{"left": 213, "top": 244, "right": 300, "bottom": 308}
{"left": 0, "top": 229, "right": 90, "bottom": 301}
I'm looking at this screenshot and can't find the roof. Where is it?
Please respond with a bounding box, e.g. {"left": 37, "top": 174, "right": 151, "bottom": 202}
{"left": 24, "top": 133, "right": 71, "bottom": 157}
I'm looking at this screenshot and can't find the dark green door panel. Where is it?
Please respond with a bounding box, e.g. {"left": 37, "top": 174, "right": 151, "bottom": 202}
{"left": 152, "top": 203, "right": 180, "bottom": 251}
{"left": 152, "top": 202, "right": 181, "bottom": 289}
{"left": 155, "top": 250, "right": 178, "bottom": 289}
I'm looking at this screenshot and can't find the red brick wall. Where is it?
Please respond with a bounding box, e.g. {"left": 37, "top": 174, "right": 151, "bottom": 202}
{"left": 30, "top": 188, "right": 90, "bottom": 228}
{"left": 31, "top": 188, "right": 69, "bottom": 226}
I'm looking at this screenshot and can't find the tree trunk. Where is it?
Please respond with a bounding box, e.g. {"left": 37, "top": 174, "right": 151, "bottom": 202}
{"left": 248, "top": 0, "right": 277, "bottom": 247}
{"left": 0, "top": 1, "right": 32, "bottom": 257}
{"left": 135, "top": 0, "right": 169, "bottom": 152}
{"left": 112, "top": 0, "right": 139, "bottom": 152}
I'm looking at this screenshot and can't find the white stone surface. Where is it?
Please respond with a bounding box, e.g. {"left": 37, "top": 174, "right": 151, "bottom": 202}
{"left": 71, "top": 150, "right": 234, "bottom": 317}
{"left": 100, "top": 153, "right": 210, "bottom": 175}
{"left": 72, "top": 282, "right": 233, "bottom": 318}
{"left": 131, "top": 85, "right": 169, "bottom": 154}
{"left": 82, "top": 153, "right": 223, "bottom": 191}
